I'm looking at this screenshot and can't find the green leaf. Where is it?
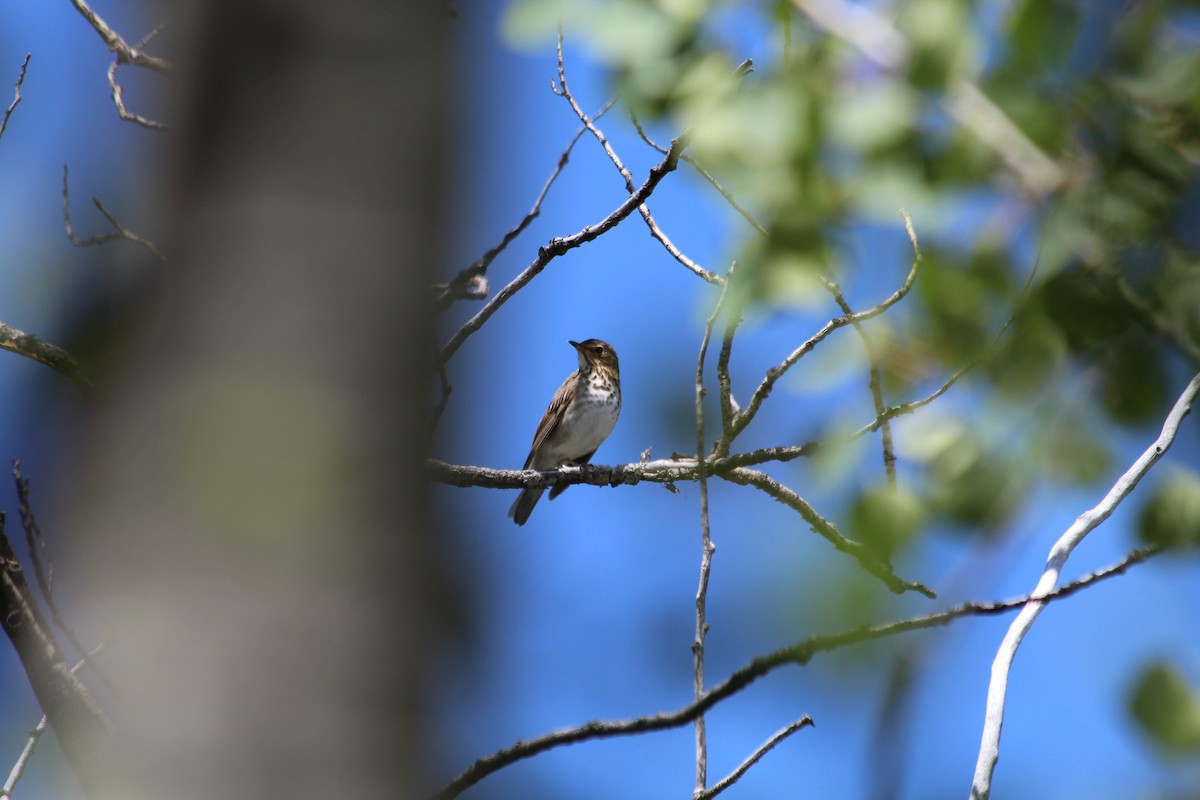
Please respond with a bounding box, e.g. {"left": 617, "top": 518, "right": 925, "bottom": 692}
{"left": 850, "top": 484, "right": 927, "bottom": 558}
{"left": 1138, "top": 469, "right": 1200, "bottom": 549}
{"left": 1129, "top": 662, "right": 1200, "bottom": 756}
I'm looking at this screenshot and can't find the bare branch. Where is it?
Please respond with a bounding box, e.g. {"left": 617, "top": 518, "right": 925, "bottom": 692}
{"left": 697, "top": 717, "right": 815, "bottom": 800}
{"left": 63, "top": 164, "right": 166, "bottom": 262}
{"left": 434, "top": 544, "right": 1158, "bottom": 800}
{"left": 970, "top": 371, "right": 1200, "bottom": 798}
{"left": 692, "top": 263, "right": 736, "bottom": 795}
{"left": 0, "top": 54, "right": 31, "bottom": 142}
{"left": 437, "top": 132, "right": 692, "bottom": 365}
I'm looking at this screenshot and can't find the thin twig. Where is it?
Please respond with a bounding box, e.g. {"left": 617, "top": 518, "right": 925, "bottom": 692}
{"left": 970, "top": 371, "right": 1200, "bottom": 798}
{"left": 852, "top": 240, "right": 1037, "bottom": 442}
{"left": 433, "top": 544, "right": 1158, "bottom": 800}
{"left": 630, "top": 109, "right": 769, "bottom": 238}
{"left": 433, "top": 99, "right": 616, "bottom": 313}
{"left": 106, "top": 26, "right": 168, "bottom": 131}
{"left": 824, "top": 276, "right": 896, "bottom": 484}
{"left": 713, "top": 292, "right": 743, "bottom": 457}
{"left": 692, "top": 263, "right": 736, "bottom": 795}
{"left": 0, "top": 54, "right": 31, "bottom": 142}
{"left": 554, "top": 27, "right": 722, "bottom": 285}
{"left": 719, "top": 212, "right": 922, "bottom": 450}
{"left": 697, "top": 717, "right": 815, "bottom": 800}
{"left": 63, "top": 165, "right": 166, "bottom": 262}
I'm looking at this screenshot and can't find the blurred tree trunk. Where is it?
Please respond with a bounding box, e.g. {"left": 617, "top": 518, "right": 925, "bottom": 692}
{"left": 56, "top": 3, "right": 446, "bottom": 798}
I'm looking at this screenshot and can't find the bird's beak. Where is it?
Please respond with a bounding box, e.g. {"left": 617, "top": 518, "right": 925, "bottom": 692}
{"left": 568, "top": 340, "right": 582, "bottom": 351}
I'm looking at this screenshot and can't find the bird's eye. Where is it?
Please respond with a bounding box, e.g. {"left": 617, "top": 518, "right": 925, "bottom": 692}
{"left": 594, "top": 346, "right": 604, "bottom": 354}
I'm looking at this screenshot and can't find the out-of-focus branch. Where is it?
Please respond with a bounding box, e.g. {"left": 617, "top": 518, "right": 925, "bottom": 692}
{"left": 107, "top": 26, "right": 168, "bottom": 131}
{"left": 13, "top": 462, "right": 116, "bottom": 693}
{"left": 0, "top": 514, "right": 115, "bottom": 797}
{"left": 791, "top": 0, "right": 1065, "bottom": 197}
{"left": 0, "top": 54, "right": 31, "bottom": 142}
{"left": 1, "top": 644, "right": 105, "bottom": 799}
{"left": 68, "top": 0, "right": 168, "bottom": 128}
{"left": 69, "top": 0, "right": 169, "bottom": 72}
{"left": 435, "top": 543, "right": 1157, "bottom": 800}
{"left": 970, "top": 371, "right": 1200, "bottom": 799}
{"left": 63, "top": 164, "right": 166, "bottom": 262}
{"left": 0, "top": 321, "right": 90, "bottom": 389}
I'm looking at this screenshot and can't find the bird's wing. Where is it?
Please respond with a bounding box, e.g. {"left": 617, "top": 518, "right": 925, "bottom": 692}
{"left": 523, "top": 371, "right": 577, "bottom": 469}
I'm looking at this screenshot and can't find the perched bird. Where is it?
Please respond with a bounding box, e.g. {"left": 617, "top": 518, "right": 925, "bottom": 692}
{"left": 509, "top": 339, "right": 621, "bottom": 526}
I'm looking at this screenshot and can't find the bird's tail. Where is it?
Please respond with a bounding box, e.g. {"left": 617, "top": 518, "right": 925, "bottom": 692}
{"left": 508, "top": 486, "right": 544, "bottom": 526}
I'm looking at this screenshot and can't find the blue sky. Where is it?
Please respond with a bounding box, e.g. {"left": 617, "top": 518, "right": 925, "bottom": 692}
{"left": 0, "top": 2, "right": 1198, "bottom": 799}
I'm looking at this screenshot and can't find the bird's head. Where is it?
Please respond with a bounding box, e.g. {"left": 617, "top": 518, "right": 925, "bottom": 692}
{"left": 570, "top": 339, "right": 619, "bottom": 374}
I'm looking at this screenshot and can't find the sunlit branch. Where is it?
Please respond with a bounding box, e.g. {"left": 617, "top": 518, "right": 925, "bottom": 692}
{"left": 970, "top": 371, "right": 1200, "bottom": 799}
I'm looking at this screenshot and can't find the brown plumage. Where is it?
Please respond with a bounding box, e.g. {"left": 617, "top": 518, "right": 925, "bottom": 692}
{"left": 509, "top": 339, "right": 621, "bottom": 526}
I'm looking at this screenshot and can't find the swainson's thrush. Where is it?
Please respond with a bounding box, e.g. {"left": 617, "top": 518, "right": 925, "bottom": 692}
{"left": 509, "top": 339, "right": 621, "bottom": 526}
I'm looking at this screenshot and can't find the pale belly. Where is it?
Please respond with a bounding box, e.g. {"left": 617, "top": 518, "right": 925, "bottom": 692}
{"left": 546, "top": 390, "right": 620, "bottom": 464}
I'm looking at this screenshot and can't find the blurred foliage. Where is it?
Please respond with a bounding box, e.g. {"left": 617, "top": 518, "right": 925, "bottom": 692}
{"left": 504, "top": 0, "right": 1200, "bottom": 546}
{"left": 1138, "top": 468, "right": 1200, "bottom": 549}
{"left": 1130, "top": 662, "right": 1200, "bottom": 756}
